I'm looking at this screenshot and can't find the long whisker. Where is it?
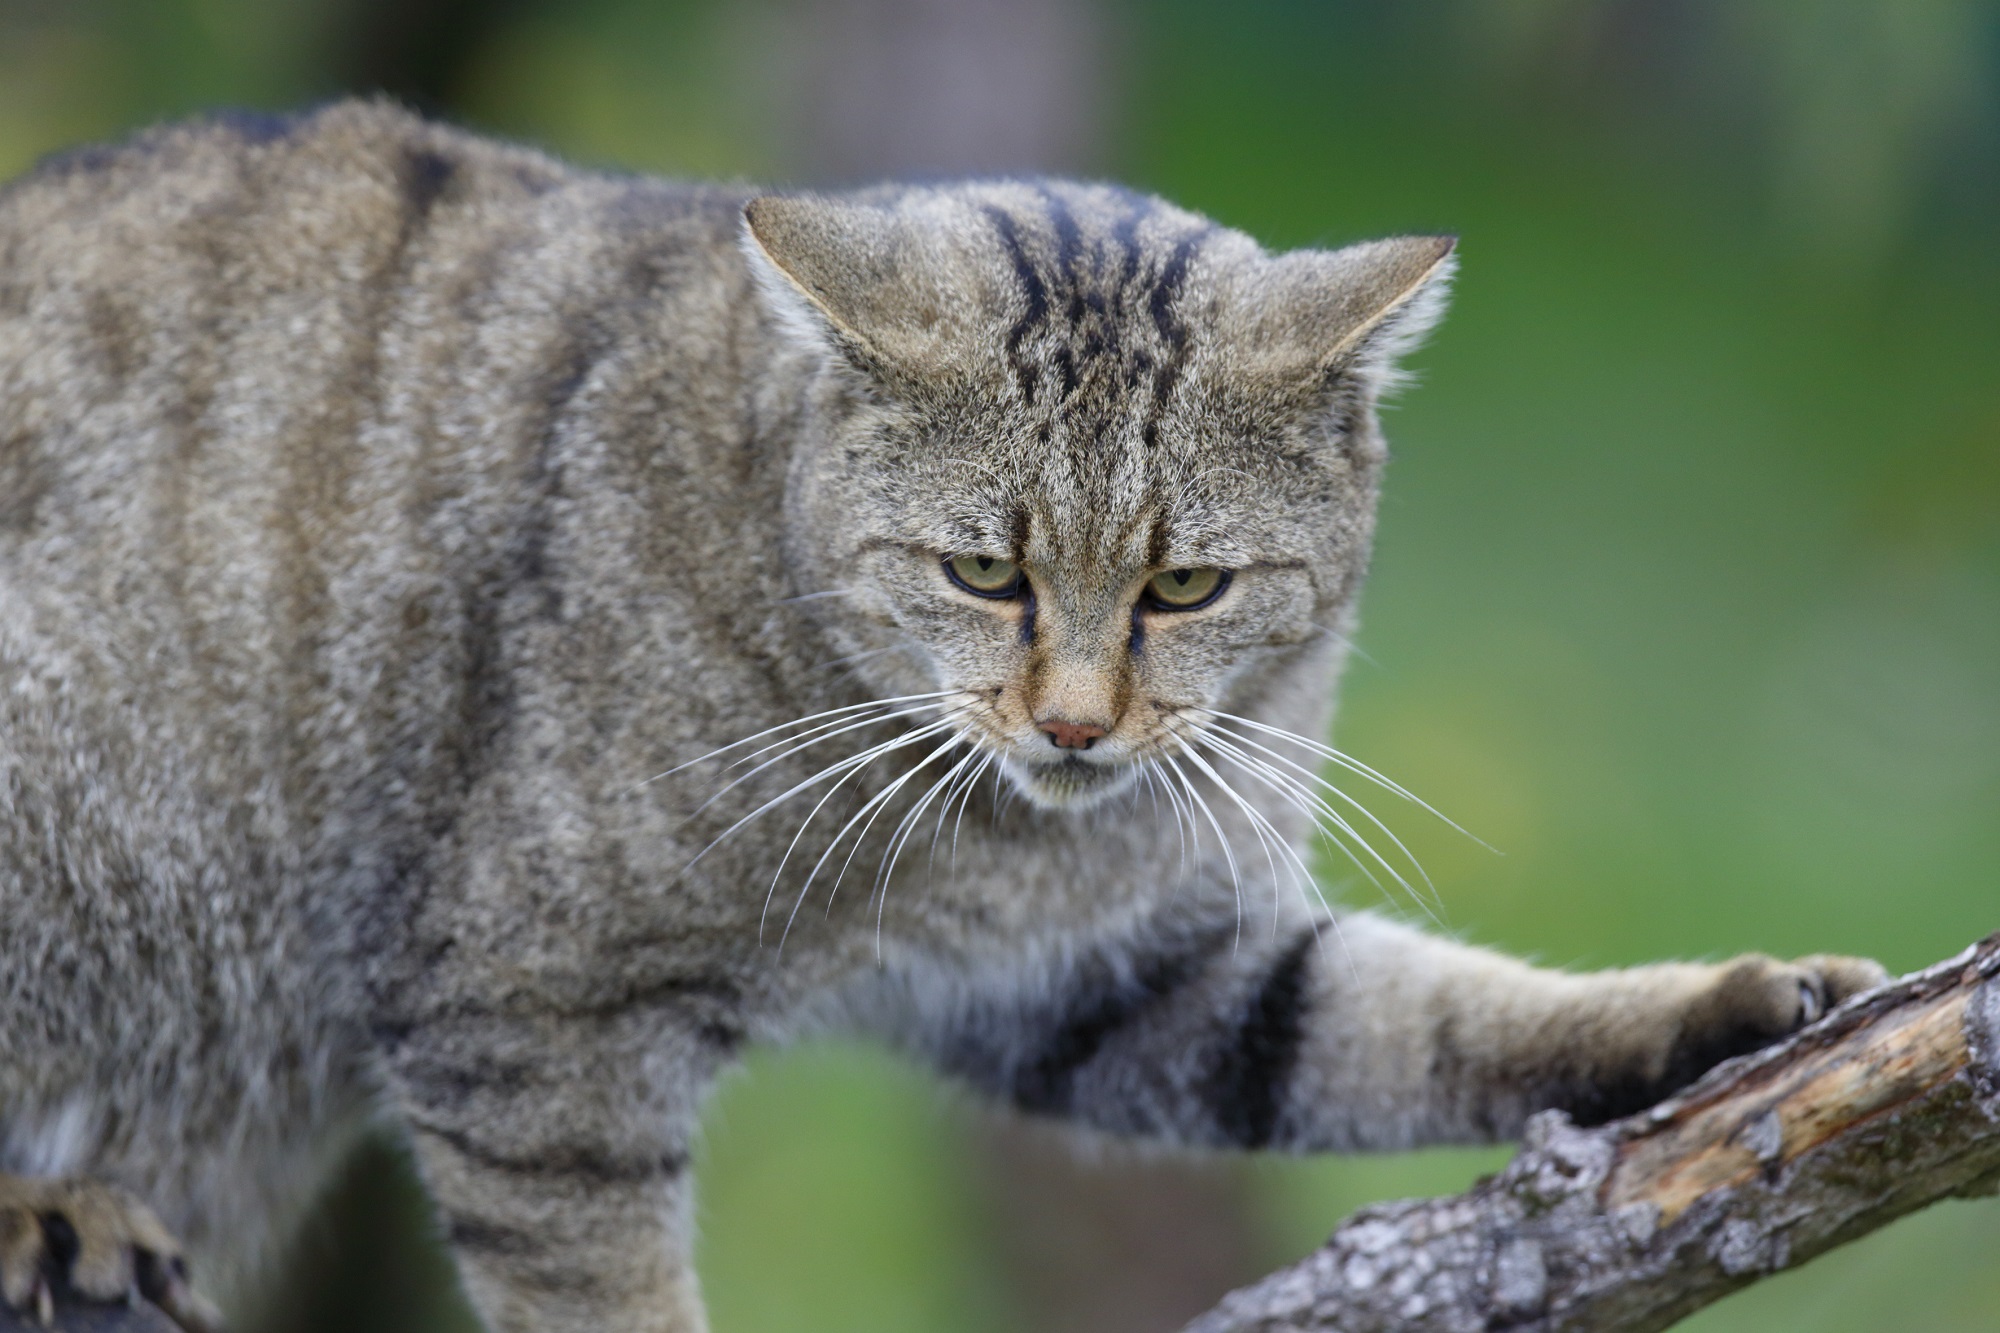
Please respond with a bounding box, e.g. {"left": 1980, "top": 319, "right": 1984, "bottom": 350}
{"left": 1168, "top": 732, "right": 1365, "bottom": 969}
{"left": 1137, "top": 764, "right": 1187, "bottom": 885}
{"left": 1199, "top": 722, "right": 1445, "bottom": 920}
{"left": 758, "top": 735, "right": 920, "bottom": 943}
{"left": 634, "top": 689, "right": 958, "bottom": 788}
{"left": 948, "top": 751, "right": 995, "bottom": 884}
{"left": 682, "top": 700, "right": 975, "bottom": 829}
{"left": 1171, "top": 742, "right": 1286, "bottom": 929}
{"left": 1162, "top": 755, "right": 1244, "bottom": 954}
{"left": 681, "top": 712, "right": 967, "bottom": 878}
{"left": 1194, "top": 728, "right": 1444, "bottom": 929}
{"left": 724, "top": 700, "right": 940, "bottom": 771}
{"left": 928, "top": 748, "right": 993, "bottom": 890}
{"left": 772, "top": 588, "right": 858, "bottom": 605}
{"left": 1194, "top": 708, "right": 1492, "bottom": 850}
{"left": 1172, "top": 739, "right": 1317, "bottom": 942}
{"left": 876, "top": 747, "right": 979, "bottom": 906}
{"left": 781, "top": 730, "right": 967, "bottom": 950}
{"left": 1196, "top": 729, "right": 1389, "bottom": 892}
{"left": 873, "top": 748, "right": 982, "bottom": 958}
{"left": 1155, "top": 759, "right": 1198, "bottom": 882}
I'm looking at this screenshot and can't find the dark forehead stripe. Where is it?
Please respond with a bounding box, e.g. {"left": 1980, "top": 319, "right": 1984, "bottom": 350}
{"left": 1140, "top": 229, "right": 1208, "bottom": 449}
{"left": 1113, "top": 192, "right": 1150, "bottom": 292}
{"left": 982, "top": 189, "right": 1211, "bottom": 454}
{"left": 1039, "top": 185, "right": 1083, "bottom": 293}
{"left": 983, "top": 204, "right": 1050, "bottom": 406}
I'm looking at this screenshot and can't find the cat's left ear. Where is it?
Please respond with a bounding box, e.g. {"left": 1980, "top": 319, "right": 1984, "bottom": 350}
{"left": 1222, "top": 235, "right": 1456, "bottom": 403}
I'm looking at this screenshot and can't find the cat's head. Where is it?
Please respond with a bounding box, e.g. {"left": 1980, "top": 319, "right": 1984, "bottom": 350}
{"left": 743, "top": 181, "right": 1451, "bottom": 809}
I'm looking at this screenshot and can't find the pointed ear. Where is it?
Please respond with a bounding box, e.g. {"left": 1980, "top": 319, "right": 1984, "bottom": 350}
{"left": 1224, "top": 235, "right": 1456, "bottom": 400}
{"left": 741, "top": 195, "right": 981, "bottom": 384}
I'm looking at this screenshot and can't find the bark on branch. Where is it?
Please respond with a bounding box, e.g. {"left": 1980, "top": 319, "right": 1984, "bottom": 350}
{"left": 1185, "top": 932, "right": 2000, "bottom": 1333}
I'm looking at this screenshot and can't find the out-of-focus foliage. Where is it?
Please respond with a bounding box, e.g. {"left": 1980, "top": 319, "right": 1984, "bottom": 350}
{"left": 3, "top": 2, "right": 1995, "bottom": 1330}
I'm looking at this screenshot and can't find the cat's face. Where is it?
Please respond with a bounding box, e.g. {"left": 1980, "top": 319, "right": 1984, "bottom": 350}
{"left": 748, "top": 183, "right": 1451, "bottom": 809}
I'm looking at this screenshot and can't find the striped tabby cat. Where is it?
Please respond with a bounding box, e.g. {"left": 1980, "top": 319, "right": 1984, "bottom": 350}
{"left": 0, "top": 103, "right": 1884, "bottom": 1331}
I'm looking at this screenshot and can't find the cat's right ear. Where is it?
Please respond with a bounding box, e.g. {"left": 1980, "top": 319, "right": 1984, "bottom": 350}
{"left": 1223, "top": 235, "right": 1457, "bottom": 407}
{"left": 741, "top": 196, "right": 973, "bottom": 388}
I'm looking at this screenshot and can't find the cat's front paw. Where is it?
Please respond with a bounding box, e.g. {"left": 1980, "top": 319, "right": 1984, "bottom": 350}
{"left": 0, "top": 1177, "right": 221, "bottom": 1332}
{"left": 1677, "top": 951, "right": 1890, "bottom": 1073}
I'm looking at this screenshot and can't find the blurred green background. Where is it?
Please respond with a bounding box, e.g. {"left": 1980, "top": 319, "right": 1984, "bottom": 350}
{"left": 3, "top": 0, "right": 1996, "bottom": 1329}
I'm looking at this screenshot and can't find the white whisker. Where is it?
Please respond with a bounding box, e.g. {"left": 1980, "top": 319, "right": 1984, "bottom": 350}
{"left": 1194, "top": 708, "right": 1492, "bottom": 851}
{"left": 873, "top": 748, "right": 982, "bottom": 958}
{"left": 1162, "top": 755, "right": 1244, "bottom": 954}
{"left": 691, "top": 704, "right": 951, "bottom": 820}
{"left": 1153, "top": 760, "right": 1198, "bottom": 882}
{"left": 1195, "top": 728, "right": 1442, "bottom": 929}
{"left": 1171, "top": 739, "right": 1318, "bottom": 942}
{"left": 781, "top": 730, "right": 967, "bottom": 950}
{"left": 1199, "top": 722, "right": 1444, "bottom": 920}
{"left": 633, "top": 689, "right": 958, "bottom": 788}
{"left": 681, "top": 711, "right": 968, "bottom": 879}
{"left": 756, "top": 729, "right": 938, "bottom": 943}
{"left": 772, "top": 588, "right": 858, "bottom": 605}
{"left": 928, "top": 748, "right": 993, "bottom": 890}
{"left": 948, "top": 751, "right": 995, "bottom": 883}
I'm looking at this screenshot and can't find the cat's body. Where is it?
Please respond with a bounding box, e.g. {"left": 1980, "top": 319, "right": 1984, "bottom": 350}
{"left": 0, "top": 102, "right": 1881, "bottom": 1332}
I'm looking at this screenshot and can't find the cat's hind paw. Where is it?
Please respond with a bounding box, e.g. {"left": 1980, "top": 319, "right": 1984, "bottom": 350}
{"left": 0, "top": 1177, "right": 221, "bottom": 1332}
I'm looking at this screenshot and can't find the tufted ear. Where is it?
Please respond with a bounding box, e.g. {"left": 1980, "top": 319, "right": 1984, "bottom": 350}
{"left": 741, "top": 194, "right": 990, "bottom": 386}
{"left": 1221, "top": 234, "right": 1456, "bottom": 402}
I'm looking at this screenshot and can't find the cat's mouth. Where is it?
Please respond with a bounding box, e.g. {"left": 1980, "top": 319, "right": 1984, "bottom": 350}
{"left": 1003, "top": 752, "right": 1139, "bottom": 809}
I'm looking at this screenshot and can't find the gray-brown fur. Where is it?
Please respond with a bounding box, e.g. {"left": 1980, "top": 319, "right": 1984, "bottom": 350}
{"left": 0, "top": 102, "right": 1884, "bottom": 1332}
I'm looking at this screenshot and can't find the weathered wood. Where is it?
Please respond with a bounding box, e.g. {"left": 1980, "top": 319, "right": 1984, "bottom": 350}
{"left": 1185, "top": 933, "right": 2000, "bottom": 1333}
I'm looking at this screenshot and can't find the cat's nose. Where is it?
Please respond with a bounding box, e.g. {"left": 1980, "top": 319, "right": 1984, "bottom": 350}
{"left": 1039, "top": 718, "right": 1107, "bottom": 750}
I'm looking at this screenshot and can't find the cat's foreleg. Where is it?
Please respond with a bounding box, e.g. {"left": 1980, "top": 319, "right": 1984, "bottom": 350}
{"left": 1280, "top": 911, "right": 1888, "bottom": 1146}
{"left": 894, "top": 910, "right": 1884, "bottom": 1153}
{"left": 389, "top": 1013, "right": 708, "bottom": 1333}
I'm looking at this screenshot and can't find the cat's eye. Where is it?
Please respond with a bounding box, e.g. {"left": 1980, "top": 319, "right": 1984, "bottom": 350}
{"left": 1145, "top": 567, "right": 1229, "bottom": 611}
{"left": 945, "top": 554, "right": 1024, "bottom": 598}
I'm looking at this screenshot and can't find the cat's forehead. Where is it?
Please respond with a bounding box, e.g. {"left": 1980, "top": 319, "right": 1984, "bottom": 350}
{"left": 888, "top": 185, "right": 1337, "bottom": 566}
{"left": 960, "top": 182, "right": 1220, "bottom": 436}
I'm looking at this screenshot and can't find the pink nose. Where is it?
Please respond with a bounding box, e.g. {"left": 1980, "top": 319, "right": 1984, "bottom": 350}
{"left": 1039, "top": 719, "right": 1107, "bottom": 750}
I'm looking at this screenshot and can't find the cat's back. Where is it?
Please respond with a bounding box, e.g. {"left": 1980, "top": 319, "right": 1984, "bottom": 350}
{"left": 0, "top": 99, "right": 751, "bottom": 549}
{"left": 0, "top": 103, "right": 769, "bottom": 836}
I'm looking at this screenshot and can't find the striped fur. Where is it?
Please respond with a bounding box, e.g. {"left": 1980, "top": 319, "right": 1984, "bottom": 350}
{"left": 0, "top": 102, "right": 1882, "bottom": 1331}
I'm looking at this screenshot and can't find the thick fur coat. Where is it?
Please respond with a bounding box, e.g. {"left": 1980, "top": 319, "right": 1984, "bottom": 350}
{"left": 0, "top": 103, "right": 1882, "bottom": 1331}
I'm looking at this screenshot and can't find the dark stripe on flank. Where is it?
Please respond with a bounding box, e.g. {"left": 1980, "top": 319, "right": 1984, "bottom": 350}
{"left": 446, "top": 1216, "right": 543, "bottom": 1257}
{"left": 985, "top": 205, "right": 1050, "bottom": 404}
{"left": 1011, "top": 941, "right": 1213, "bottom": 1114}
{"left": 1204, "top": 930, "right": 1316, "bottom": 1147}
{"left": 414, "top": 1121, "right": 689, "bottom": 1186}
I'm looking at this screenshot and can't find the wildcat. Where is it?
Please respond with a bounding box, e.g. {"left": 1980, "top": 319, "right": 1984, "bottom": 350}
{"left": 0, "top": 101, "right": 1885, "bottom": 1332}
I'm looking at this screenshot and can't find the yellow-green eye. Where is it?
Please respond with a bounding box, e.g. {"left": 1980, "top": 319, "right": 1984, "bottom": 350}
{"left": 1146, "top": 567, "right": 1229, "bottom": 610}
{"left": 945, "top": 553, "right": 1023, "bottom": 597}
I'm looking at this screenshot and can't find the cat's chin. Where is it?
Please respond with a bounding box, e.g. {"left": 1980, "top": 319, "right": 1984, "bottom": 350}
{"left": 1003, "top": 754, "right": 1140, "bottom": 810}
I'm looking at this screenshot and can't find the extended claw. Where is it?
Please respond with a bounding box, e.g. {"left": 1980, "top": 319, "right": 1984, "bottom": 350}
{"left": 0, "top": 1176, "right": 222, "bottom": 1332}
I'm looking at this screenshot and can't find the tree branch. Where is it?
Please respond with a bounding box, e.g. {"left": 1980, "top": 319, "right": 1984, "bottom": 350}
{"left": 1185, "top": 932, "right": 2000, "bottom": 1333}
